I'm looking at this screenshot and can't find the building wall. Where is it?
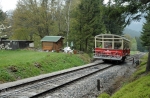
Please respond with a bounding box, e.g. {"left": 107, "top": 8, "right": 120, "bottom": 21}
{"left": 42, "top": 42, "right": 53, "bottom": 51}
{"left": 10, "top": 41, "right": 19, "bottom": 50}
{"left": 55, "top": 39, "right": 63, "bottom": 50}
{"left": 1, "top": 41, "right": 33, "bottom": 50}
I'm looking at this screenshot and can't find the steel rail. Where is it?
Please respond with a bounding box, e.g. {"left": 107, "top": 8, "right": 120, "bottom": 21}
{"left": 30, "top": 64, "right": 114, "bottom": 98}
{"left": 0, "top": 62, "right": 105, "bottom": 98}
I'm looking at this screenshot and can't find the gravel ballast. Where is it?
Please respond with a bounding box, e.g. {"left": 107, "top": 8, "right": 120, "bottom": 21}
{"left": 44, "top": 60, "right": 136, "bottom": 98}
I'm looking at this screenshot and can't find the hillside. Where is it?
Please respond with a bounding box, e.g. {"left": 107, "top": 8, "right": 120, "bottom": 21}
{"left": 0, "top": 50, "right": 91, "bottom": 83}
{"left": 123, "top": 28, "right": 141, "bottom": 37}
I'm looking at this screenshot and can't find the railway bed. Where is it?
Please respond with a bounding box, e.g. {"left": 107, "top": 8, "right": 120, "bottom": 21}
{"left": 0, "top": 61, "right": 114, "bottom": 98}
{"left": 0, "top": 61, "right": 102, "bottom": 92}
{"left": 0, "top": 53, "right": 144, "bottom": 98}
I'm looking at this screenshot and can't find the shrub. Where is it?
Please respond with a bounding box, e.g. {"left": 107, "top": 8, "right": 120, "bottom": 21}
{"left": 98, "top": 93, "right": 110, "bottom": 98}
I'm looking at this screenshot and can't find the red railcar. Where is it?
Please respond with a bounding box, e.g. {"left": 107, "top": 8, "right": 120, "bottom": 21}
{"left": 93, "top": 34, "right": 130, "bottom": 62}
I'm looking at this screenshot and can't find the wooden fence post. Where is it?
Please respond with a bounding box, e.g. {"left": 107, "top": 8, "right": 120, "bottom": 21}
{"left": 97, "top": 79, "right": 100, "bottom": 91}
{"left": 132, "top": 57, "right": 134, "bottom": 65}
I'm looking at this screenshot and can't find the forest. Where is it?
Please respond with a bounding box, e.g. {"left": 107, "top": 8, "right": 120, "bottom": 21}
{"left": 0, "top": 0, "right": 150, "bottom": 52}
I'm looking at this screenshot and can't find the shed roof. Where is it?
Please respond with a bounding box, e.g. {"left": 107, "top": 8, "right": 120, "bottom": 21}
{"left": 3, "top": 40, "right": 33, "bottom": 43}
{"left": 41, "top": 36, "right": 64, "bottom": 42}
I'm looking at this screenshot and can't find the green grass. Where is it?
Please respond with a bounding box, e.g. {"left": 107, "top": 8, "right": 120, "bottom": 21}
{"left": 98, "top": 53, "right": 150, "bottom": 98}
{"left": 111, "top": 73, "right": 150, "bottom": 98}
{"left": 98, "top": 93, "right": 110, "bottom": 98}
{"left": 130, "top": 51, "right": 139, "bottom": 55}
{"left": 0, "top": 50, "right": 91, "bottom": 83}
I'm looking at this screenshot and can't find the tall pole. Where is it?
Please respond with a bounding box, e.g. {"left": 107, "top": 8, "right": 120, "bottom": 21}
{"left": 66, "top": 0, "right": 71, "bottom": 47}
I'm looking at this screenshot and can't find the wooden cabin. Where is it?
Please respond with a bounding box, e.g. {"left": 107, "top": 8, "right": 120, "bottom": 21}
{"left": 41, "top": 36, "right": 64, "bottom": 51}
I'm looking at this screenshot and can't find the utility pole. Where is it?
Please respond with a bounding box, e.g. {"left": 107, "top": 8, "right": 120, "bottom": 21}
{"left": 66, "top": 0, "right": 71, "bottom": 47}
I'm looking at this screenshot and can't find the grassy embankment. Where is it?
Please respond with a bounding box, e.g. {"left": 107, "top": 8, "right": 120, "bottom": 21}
{"left": 0, "top": 50, "right": 91, "bottom": 83}
{"left": 98, "top": 53, "right": 150, "bottom": 98}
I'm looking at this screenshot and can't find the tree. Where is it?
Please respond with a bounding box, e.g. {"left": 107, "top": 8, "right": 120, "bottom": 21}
{"left": 141, "top": 11, "right": 150, "bottom": 72}
{"left": 124, "top": 34, "right": 132, "bottom": 48}
{"left": 111, "top": 0, "right": 150, "bottom": 72}
{"left": 0, "top": 10, "right": 12, "bottom": 38}
{"left": 111, "top": 0, "right": 149, "bottom": 29}
{"left": 124, "top": 33, "right": 136, "bottom": 51}
{"left": 70, "top": 0, "right": 106, "bottom": 52}
{"left": 103, "top": 1, "right": 127, "bottom": 35}
{"left": 131, "top": 37, "right": 137, "bottom": 51}
{"left": 54, "top": 0, "right": 67, "bottom": 36}
{"left": 0, "top": 10, "right": 6, "bottom": 22}
{"left": 12, "top": 0, "right": 64, "bottom": 40}
{"left": 135, "top": 37, "right": 145, "bottom": 52}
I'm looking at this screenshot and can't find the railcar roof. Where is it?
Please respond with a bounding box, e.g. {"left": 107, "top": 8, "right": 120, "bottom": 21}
{"left": 95, "top": 34, "right": 130, "bottom": 42}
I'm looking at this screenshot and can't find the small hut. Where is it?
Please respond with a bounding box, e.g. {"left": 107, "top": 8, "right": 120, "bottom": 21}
{"left": 41, "top": 36, "right": 64, "bottom": 51}
{"left": 0, "top": 38, "right": 34, "bottom": 50}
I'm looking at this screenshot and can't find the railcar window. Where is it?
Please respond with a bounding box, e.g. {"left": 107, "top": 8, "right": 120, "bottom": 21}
{"left": 114, "top": 43, "right": 122, "bottom": 49}
{"left": 104, "top": 42, "right": 112, "bottom": 49}
{"left": 96, "top": 42, "right": 102, "bottom": 48}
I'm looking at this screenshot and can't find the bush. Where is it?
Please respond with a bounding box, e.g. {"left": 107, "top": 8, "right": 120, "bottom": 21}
{"left": 98, "top": 93, "right": 110, "bottom": 98}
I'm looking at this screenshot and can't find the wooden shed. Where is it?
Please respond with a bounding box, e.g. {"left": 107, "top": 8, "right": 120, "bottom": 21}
{"left": 41, "top": 36, "right": 64, "bottom": 51}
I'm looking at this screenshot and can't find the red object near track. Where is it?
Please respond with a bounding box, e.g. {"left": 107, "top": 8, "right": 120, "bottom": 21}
{"left": 93, "top": 34, "right": 130, "bottom": 62}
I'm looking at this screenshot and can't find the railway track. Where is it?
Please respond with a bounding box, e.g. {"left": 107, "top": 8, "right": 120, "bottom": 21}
{"left": 0, "top": 62, "right": 114, "bottom": 98}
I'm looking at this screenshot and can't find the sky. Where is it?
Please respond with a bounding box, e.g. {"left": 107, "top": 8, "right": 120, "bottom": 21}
{"left": 126, "top": 18, "right": 146, "bottom": 32}
{"left": 0, "top": 0, "right": 111, "bottom": 12}
{"left": 0, "top": 0, "right": 18, "bottom": 12}
{"left": 0, "top": 0, "right": 145, "bottom": 32}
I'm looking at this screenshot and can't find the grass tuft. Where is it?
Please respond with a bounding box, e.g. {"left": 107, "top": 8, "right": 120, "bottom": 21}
{"left": 98, "top": 93, "right": 110, "bottom": 98}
